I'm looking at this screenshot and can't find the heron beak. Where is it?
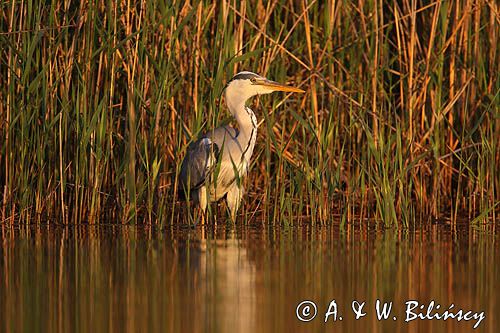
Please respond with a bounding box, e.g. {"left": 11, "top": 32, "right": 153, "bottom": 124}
{"left": 258, "top": 79, "right": 305, "bottom": 93}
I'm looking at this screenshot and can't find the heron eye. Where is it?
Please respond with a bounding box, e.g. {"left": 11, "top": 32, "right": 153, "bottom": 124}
{"left": 250, "top": 77, "right": 257, "bottom": 84}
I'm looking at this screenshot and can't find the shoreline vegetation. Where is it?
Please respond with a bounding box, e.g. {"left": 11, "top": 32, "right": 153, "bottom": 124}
{"left": 1, "top": 1, "right": 498, "bottom": 226}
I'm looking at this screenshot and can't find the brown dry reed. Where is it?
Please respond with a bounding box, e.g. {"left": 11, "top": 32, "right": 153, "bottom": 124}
{"left": 0, "top": 0, "right": 499, "bottom": 226}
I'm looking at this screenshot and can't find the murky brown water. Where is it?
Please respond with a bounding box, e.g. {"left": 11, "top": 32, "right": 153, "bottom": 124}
{"left": 0, "top": 222, "right": 498, "bottom": 332}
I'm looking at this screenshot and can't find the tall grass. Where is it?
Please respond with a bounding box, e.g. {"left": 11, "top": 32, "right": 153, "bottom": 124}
{"left": 0, "top": 0, "right": 498, "bottom": 226}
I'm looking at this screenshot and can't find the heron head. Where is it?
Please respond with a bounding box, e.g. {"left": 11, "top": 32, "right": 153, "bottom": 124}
{"left": 224, "top": 71, "right": 304, "bottom": 106}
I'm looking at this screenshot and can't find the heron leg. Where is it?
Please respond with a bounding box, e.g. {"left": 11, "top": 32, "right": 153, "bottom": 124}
{"left": 226, "top": 184, "right": 243, "bottom": 222}
{"left": 197, "top": 186, "right": 209, "bottom": 225}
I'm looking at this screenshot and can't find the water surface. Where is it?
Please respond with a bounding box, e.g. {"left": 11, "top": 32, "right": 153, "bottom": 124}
{"left": 0, "top": 222, "right": 498, "bottom": 332}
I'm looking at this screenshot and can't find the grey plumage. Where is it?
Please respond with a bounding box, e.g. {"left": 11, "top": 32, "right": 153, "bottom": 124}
{"left": 179, "top": 126, "right": 239, "bottom": 195}
{"left": 179, "top": 124, "right": 250, "bottom": 218}
{"left": 179, "top": 137, "right": 220, "bottom": 192}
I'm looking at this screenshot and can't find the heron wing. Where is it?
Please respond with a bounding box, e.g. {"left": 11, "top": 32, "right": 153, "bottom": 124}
{"left": 209, "top": 125, "right": 239, "bottom": 145}
{"left": 179, "top": 137, "right": 220, "bottom": 194}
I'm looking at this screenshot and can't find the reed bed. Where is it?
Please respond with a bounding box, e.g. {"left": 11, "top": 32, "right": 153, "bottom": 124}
{"left": 0, "top": 0, "right": 498, "bottom": 226}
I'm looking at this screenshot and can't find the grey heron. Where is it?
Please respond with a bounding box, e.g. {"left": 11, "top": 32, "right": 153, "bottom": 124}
{"left": 179, "top": 71, "right": 304, "bottom": 221}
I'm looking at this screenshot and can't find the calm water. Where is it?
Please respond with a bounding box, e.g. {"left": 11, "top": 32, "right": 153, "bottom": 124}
{"left": 0, "top": 222, "right": 498, "bottom": 333}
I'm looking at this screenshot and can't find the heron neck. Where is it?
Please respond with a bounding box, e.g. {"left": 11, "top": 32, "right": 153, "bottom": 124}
{"left": 228, "top": 100, "right": 257, "bottom": 160}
